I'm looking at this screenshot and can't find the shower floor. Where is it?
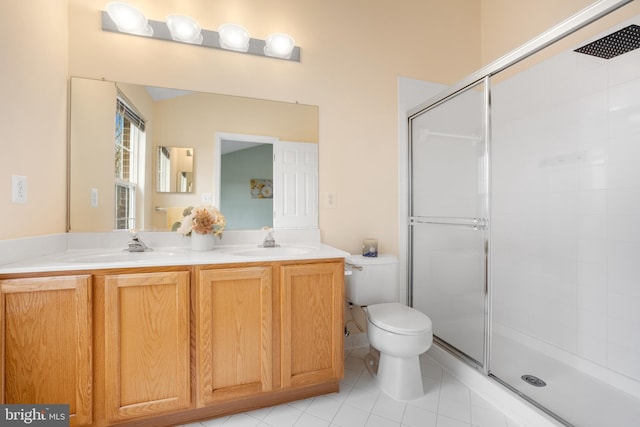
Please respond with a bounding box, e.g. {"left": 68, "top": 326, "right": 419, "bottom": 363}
{"left": 490, "top": 333, "right": 640, "bottom": 426}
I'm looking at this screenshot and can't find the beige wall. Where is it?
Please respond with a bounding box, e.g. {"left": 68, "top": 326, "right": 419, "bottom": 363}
{"left": 0, "top": 1, "right": 68, "bottom": 239}
{"left": 480, "top": 0, "right": 594, "bottom": 66}
{"left": 69, "top": 79, "right": 116, "bottom": 231}
{"left": 3, "top": 0, "right": 626, "bottom": 254}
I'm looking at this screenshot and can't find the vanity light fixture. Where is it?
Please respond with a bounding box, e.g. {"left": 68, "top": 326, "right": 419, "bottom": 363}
{"left": 218, "top": 23, "right": 251, "bottom": 52}
{"left": 264, "top": 33, "right": 296, "bottom": 59}
{"left": 166, "top": 14, "right": 203, "bottom": 45}
{"left": 101, "top": 3, "right": 300, "bottom": 61}
{"left": 106, "top": 2, "right": 152, "bottom": 36}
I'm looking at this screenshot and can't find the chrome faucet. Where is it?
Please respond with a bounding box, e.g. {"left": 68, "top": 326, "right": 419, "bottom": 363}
{"left": 126, "top": 231, "right": 151, "bottom": 252}
{"left": 260, "top": 227, "right": 278, "bottom": 248}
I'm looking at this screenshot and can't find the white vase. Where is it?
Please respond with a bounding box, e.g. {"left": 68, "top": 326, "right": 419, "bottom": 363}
{"left": 191, "top": 233, "right": 216, "bottom": 251}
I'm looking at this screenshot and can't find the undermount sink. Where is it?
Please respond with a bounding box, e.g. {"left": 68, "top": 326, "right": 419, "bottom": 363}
{"left": 221, "top": 245, "right": 316, "bottom": 257}
{"left": 53, "top": 249, "right": 185, "bottom": 264}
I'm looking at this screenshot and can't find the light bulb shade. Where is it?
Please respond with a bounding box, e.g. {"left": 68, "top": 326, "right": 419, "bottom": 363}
{"left": 264, "top": 33, "right": 295, "bottom": 59}
{"left": 106, "top": 2, "right": 152, "bottom": 36}
{"left": 166, "top": 14, "right": 203, "bottom": 44}
{"left": 218, "top": 23, "right": 250, "bottom": 52}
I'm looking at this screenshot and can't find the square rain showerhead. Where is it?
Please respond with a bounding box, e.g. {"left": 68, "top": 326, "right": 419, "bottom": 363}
{"left": 574, "top": 24, "right": 640, "bottom": 59}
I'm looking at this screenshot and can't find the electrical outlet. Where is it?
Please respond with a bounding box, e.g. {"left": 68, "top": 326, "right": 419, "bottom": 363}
{"left": 12, "top": 175, "right": 27, "bottom": 204}
{"left": 202, "top": 193, "right": 213, "bottom": 204}
{"left": 91, "top": 188, "right": 99, "bottom": 207}
{"left": 326, "top": 192, "right": 336, "bottom": 209}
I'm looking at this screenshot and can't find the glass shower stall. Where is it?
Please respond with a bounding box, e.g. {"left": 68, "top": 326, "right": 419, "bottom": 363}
{"left": 408, "top": 1, "right": 640, "bottom": 425}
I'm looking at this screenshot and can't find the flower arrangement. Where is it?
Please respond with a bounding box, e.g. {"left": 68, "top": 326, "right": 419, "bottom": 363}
{"left": 175, "top": 205, "right": 226, "bottom": 238}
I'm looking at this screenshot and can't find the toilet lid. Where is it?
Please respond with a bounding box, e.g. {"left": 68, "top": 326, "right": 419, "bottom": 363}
{"left": 367, "top": 302, "right": 432, "bottom": 335}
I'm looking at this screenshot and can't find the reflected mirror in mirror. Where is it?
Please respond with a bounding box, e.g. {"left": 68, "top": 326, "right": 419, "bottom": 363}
{"left": 156, "top": 146, "right": 194, "bottom": 193}
{"left": 68, "top": 77, "right": 319, "bottom": 232}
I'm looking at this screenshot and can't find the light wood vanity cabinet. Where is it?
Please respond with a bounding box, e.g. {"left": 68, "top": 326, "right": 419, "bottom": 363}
{"left": 97, "top": 271, "right": 191, "bottom": 422}
{"left": 0, "top": 257, "right": 343, "bottom": 426}
{"left": 280, "top": 262, "right": 344, "bottom": 388}
{"left": 0, "top": 275, "right": 93, "bottom": 427}
{"left": 195, "top": 266, "right": 273, "bottom": 406}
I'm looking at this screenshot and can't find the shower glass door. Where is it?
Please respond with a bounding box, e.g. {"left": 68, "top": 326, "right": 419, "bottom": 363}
{"left": 409, "top": 79, "right": 489, "bottom": 368}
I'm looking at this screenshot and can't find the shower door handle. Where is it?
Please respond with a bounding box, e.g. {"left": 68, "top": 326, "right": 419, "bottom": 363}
{"left": 410, "top": 216, "right": 487, "bottom": 230}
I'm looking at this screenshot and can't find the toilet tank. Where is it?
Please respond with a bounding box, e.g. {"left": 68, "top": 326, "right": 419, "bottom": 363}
{"left": 345, "top": 254, "right": 398, "bottom": 306}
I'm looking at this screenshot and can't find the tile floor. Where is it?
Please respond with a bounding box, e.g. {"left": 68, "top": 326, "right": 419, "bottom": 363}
{"left": 182, "top": 347, "right": 522, "bottom": 427}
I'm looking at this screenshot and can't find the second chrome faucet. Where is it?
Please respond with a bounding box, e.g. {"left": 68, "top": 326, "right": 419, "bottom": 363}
{"left": 260, "top": 227, "right": 278, "bottom": 248}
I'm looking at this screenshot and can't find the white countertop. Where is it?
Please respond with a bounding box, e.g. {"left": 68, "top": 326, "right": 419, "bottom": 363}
{"left": 0, "top": 244, "right": 348, "bottom": 274}
{"left": 0, "top": 230, "right": 349, "bottom": 275}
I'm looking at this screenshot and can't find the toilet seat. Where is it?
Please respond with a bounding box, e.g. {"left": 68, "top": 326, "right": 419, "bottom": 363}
{"left": 367, "top": 302, "right": 432, "bottom": 336}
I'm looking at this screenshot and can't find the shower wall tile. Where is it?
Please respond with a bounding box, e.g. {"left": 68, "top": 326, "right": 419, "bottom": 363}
{"left": 577, "top": 308, "right": 607, "bottom": 339}
{"left": 608, "top": 240, "right": 640, "bottom": 298}
{"left": 538, "top": 318, "right": 577, "bottom": 351}
{"left": 578, "top": 215, "right": 606, "bottom": 240}
{"left": 609, "top": 317, "right": 640, "bottom": 357}
{"left": 544, "top": 191, "right": 578, "bottom": 216}
{"left": 577, "top": 239, "right": 606, "bottom": 265}
{"left": 608, "top": 293, "right": 640, "bottom": 324}
{"left": 578, "top": 119, "right": 609, "bottom": 148}
{"left": 609, "top": 342, "right": 640, "bottom": 380}
{"left": 578, "top": 189, "right": 607, "bottom": 215}
{"left": 546, "top": 299, "right": 578, "bottom": 330}
{"left": 576, "top": 261, "right": 607, "bottom": 313}
{"left": 551, "top": 55, "right": 587, "bottom": 104}
{"left": 609, "top": 131, "right": 640, "bottom": 173}
{"left": 575, "top": 62, "right": 609, "bottom": 97}
{"left": 609, "top": 76, "right": 640, "bottom": 112}
{"left": 607, "top": 214, "right": 640, "bottom": 242}
{"left": 576, "top": 329, "right": 607, "bottom": 365}
{"left": 608, "top": 188, "right": 640, "bottom": 214}
{"left": 577, "top": 88, "right": 608, "bottom": 115}
{"left": 577, "top": 162, "right": 608, "bottom": 190}
{"left": 545, "top": 167, "right": 578, "bottom": 192}
{"left": 609, "top": 48, "right": 640, "bottom": 86}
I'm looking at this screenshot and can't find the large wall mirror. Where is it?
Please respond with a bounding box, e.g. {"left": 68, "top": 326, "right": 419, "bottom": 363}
{"left": 68, "top": 77, "right": 319, "bottom": 232}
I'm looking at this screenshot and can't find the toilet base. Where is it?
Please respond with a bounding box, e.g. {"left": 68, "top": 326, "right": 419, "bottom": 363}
{"left": 375, "top": 352, "right": 424, "bottom": 401}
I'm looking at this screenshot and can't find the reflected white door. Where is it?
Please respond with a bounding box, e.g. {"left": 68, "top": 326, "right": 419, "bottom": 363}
{"left": 273, "top": 141, "right": 319, "bottom": 229}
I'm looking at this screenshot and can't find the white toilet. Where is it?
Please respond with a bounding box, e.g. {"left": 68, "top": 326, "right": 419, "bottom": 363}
{"left": 345, "top": 254, "right": 433, "bottom": 401}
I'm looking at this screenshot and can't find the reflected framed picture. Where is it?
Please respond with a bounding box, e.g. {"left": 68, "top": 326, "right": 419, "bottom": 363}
{"left": 250, "top": 179, "right": 273, "bottom": 198}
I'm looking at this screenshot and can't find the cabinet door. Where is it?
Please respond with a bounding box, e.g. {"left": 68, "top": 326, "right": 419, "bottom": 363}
{"left": 280, "top": 262, "right": 344, "bottom": 387}
{"left": 0, "top": 275, "right": 92, "bottom": 426}
{"left": 196, "top": 266, "right": 272, "bottom": 406}
{"left": 104, "top": 271, "right": 190, "bottom": 421}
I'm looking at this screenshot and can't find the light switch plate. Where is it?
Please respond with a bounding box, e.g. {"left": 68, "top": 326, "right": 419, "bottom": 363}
{"left": 12, "top": 175, "right": 27, "bottom": 204}
{"left": 326, "top": 192, "right": 336, "bottom": 209}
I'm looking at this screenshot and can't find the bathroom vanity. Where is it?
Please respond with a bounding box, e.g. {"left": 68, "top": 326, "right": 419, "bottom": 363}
{"left": 0, "top": 240, "right": 346, "bottom": 427}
